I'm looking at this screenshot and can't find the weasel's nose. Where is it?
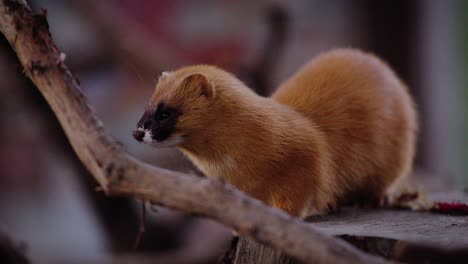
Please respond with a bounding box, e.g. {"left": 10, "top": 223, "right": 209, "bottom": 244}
{"left": 133, "top": 129, "right": 145, "bottom": 142}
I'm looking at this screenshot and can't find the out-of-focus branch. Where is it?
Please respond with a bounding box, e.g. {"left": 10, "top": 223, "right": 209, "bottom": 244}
{"left": 69, "top": 0, "right": 187, "bottom": 72}
{"left": 250, "top": 4, "right": 289, "bottom": 96}
{"left": 0, "top": 1, "right": 388, "bottom": 263}
{"left": 0, "top": 228, "right": 29, "bottom": 264}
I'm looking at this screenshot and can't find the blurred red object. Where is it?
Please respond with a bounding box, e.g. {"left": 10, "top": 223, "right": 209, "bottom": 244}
{"left": 434, "top": 202, "right": 468, "bottom": 214}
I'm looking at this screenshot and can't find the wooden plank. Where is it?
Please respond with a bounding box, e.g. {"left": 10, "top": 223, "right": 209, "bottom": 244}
{"left": 309, "top": 207, "right": 468, "bottom": 250}
{"left": 222, "top": 192, "right": 468, "bottom": 263}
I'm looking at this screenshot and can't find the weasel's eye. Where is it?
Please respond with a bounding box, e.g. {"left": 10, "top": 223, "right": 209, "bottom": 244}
{"left": 155, "top": 111, "right": 170, "bottom": 121}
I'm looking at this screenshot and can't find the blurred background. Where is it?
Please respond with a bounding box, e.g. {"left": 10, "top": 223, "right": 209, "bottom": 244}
{"left": 0, "top": 0, "right": 466, "bottom": 263}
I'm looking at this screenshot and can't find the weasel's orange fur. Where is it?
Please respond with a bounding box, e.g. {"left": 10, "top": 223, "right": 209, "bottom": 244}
{"left": 134, "top": 49, "right": 418, "bottom": 217}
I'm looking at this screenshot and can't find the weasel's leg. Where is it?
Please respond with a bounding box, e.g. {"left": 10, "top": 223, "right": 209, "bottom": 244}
{"left": 270, "top": 189, "right": 313, "bottom": 217}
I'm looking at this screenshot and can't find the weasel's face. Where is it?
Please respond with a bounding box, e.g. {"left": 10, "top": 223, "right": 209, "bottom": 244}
{"left": 133, "top": 101, "right": 184, "bottom": 147}
{"left": 133, "top": 71, "right": 215, "bottom": 148}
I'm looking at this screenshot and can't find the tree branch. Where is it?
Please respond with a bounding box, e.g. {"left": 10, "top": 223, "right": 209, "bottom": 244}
{"left": 0, "top": 228, "right": 29, "bottom": 264}
{"left": 0, "top": 1, "right": 388, "bottom": 263}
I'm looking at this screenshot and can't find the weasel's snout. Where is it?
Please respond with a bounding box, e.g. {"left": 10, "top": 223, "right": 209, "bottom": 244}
{"left": 133, "top": 129, "right": 145, "bottom": 142}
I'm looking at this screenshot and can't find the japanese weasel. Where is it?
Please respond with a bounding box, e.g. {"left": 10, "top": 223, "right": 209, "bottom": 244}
{"left": 133, "top": 49, "right": 417, "bottom": 217}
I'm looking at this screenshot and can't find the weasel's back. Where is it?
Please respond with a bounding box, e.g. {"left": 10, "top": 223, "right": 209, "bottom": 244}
{"left": 272, "top": 49, "right": 417, "bottom": 202}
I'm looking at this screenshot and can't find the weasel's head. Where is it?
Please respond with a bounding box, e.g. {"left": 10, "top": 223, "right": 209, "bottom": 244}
{"left": 133, "top": 68, "right": 216, "bottom": 148}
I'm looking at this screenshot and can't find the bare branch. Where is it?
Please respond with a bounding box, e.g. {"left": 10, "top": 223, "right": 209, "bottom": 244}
{"left": 0, "top": 1, "right": 388, "bottom": 263}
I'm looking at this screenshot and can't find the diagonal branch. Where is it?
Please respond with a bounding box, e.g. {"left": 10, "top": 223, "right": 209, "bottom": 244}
{"left": 0, "top": 1, "right": 388, "bottom": 263}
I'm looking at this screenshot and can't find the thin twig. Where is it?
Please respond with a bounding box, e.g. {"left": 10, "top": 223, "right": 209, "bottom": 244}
{"left": 133, "top": 200, "right": 146, "bottom": 250}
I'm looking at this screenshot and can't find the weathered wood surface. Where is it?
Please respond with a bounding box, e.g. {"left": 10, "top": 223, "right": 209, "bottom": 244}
{"left": 223, "top": 192, "right": 468, "bottom": 263}
{"left": 310, "top": 208, "right": 468, "bottom": 250}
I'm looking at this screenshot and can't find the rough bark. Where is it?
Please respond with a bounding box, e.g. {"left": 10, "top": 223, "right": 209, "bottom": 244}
{"left": 0, "top": 1, "right": 388, "bottom": 263}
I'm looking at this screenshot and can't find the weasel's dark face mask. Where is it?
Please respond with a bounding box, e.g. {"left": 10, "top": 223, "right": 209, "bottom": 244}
{"left": 133, "top": 102, "right": 183, "bottom": 147}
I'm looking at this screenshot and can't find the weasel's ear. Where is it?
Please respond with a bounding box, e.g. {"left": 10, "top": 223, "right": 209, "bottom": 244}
{"left": 181, "top": 73, "right": 215, "bottom": 99}
{"left": 157, "top": 71, "right": 170, "bottom": 83}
